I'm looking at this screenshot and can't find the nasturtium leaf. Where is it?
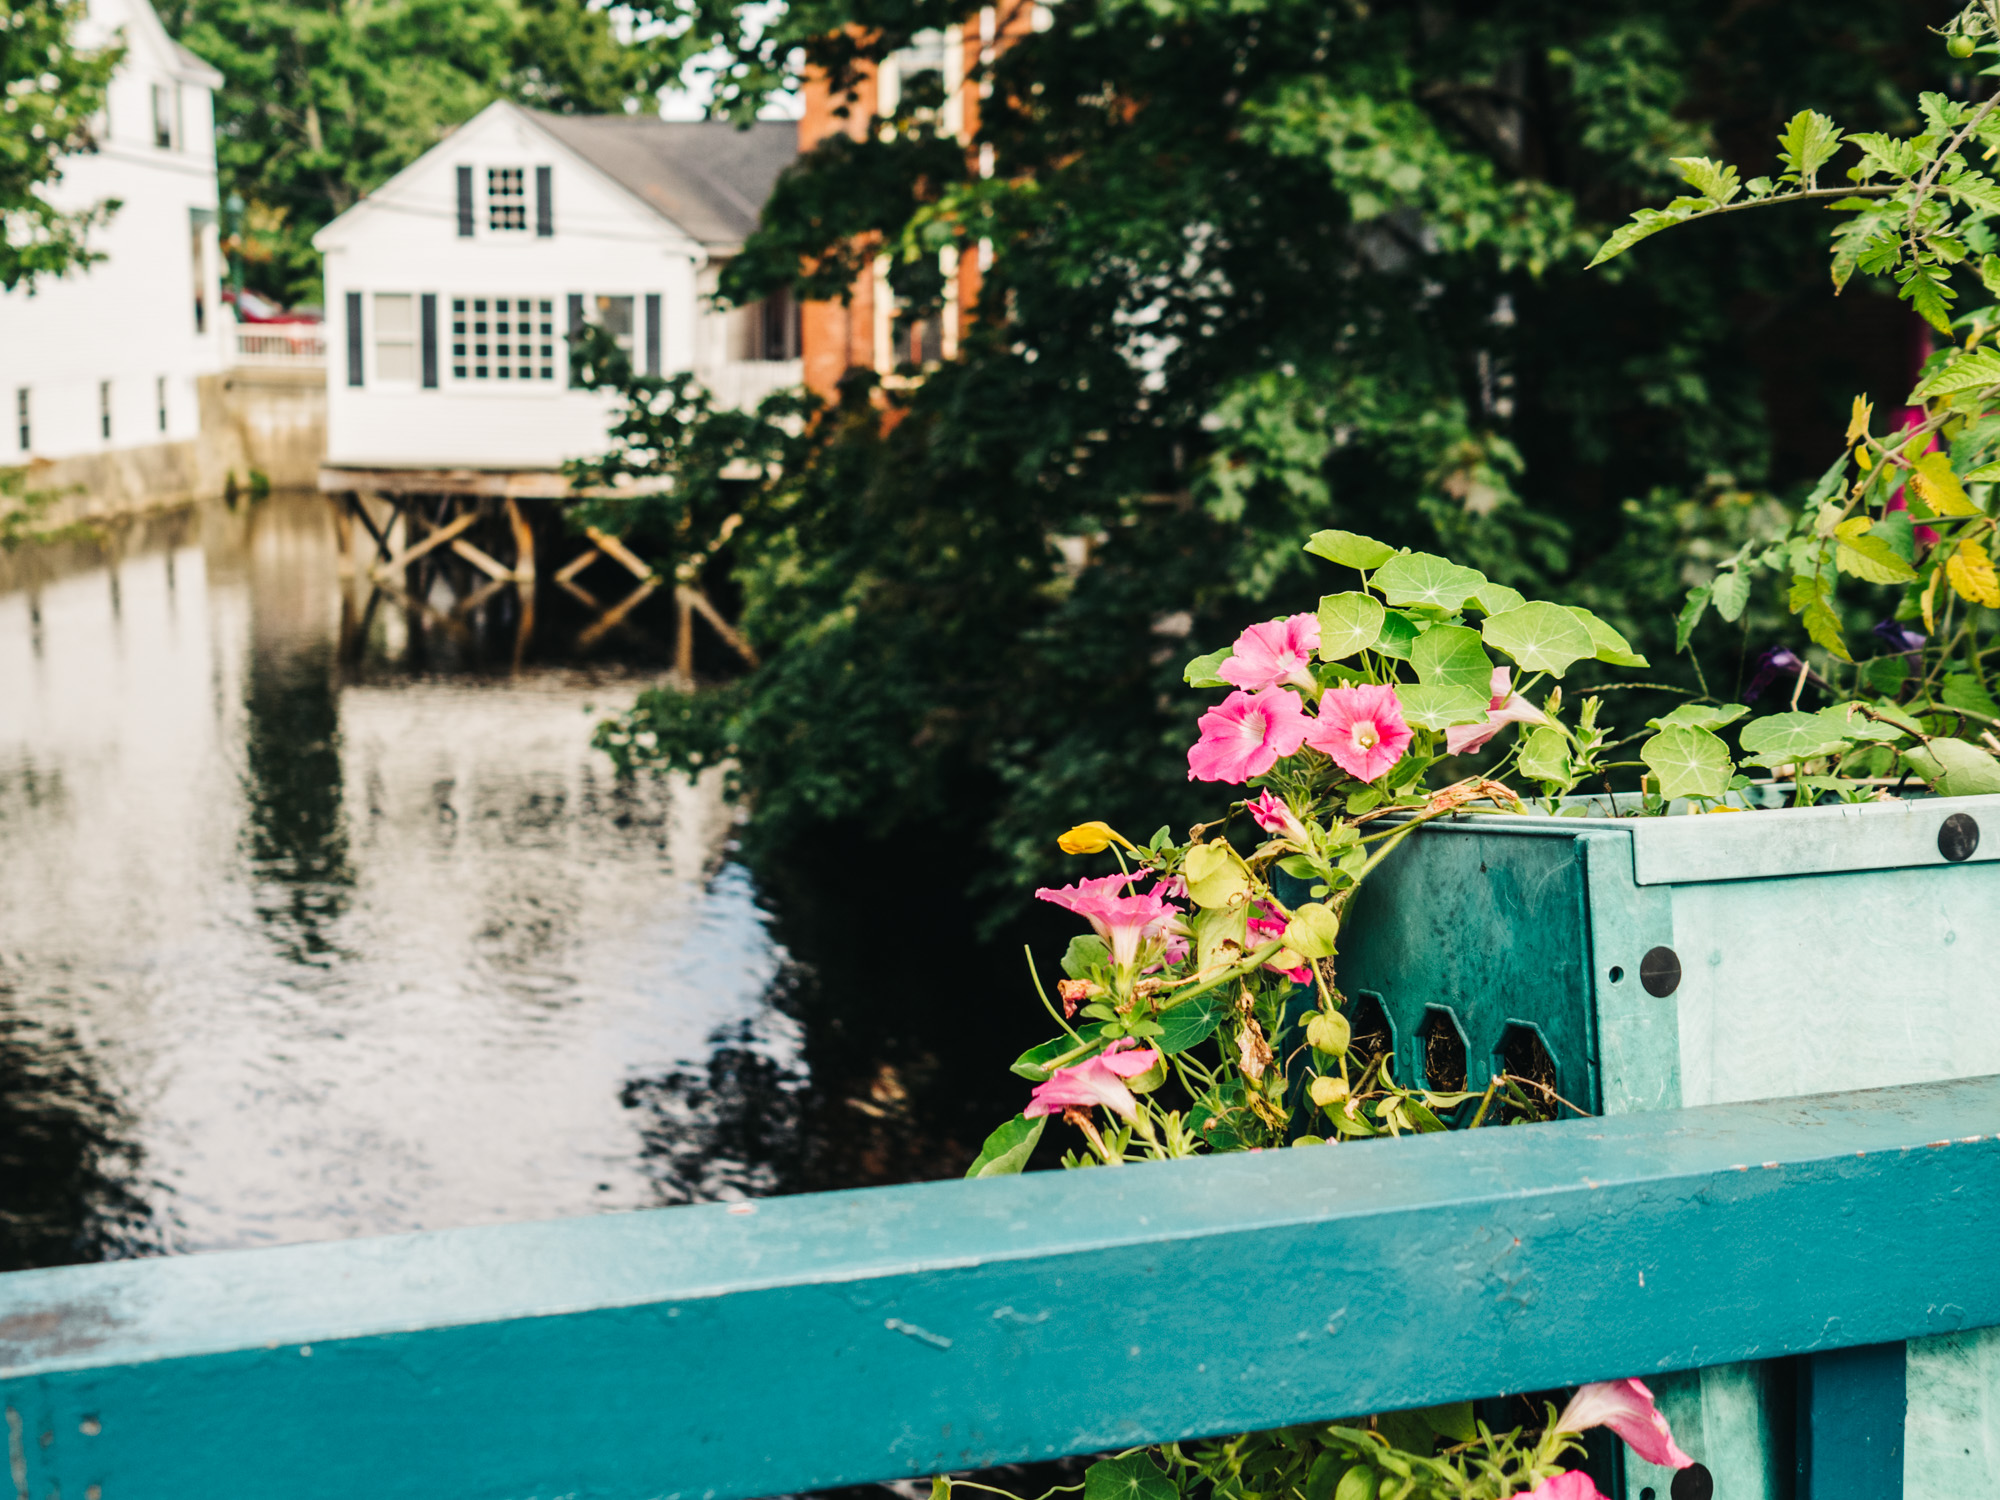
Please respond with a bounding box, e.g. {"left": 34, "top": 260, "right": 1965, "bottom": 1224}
{"left": 1371, "top": 551, "right": 1488, "bottom": 611}
{"left": 1904, "top": 737, "right": 2000, "bottom": 796}
{"left": 964, "top": 1113, "right": 1044, "bottom": 1177}
{"left": 1317, "top": 591, "right": 1385, "bottom": 660}
{"left": 1156, "top": 991, "right": 1228, "bottom": 1055}
{"left": 1304, "top": 529, "right": 1396, "bottom": 571}
{"left": 1284, "top": 902, "right": 1340, "bottom": 959}
{"left": 1652, "top": 702, "right": 1749, "bottom": 732}
{"left": 1083, "top": 1454, "right": 1177, "bottom": 1500}
{"left": 1183, "top": 647, "right": 1232, "bottom": 688}
{"left": 1564, "top": 605, "right": 1650, "bottom": 667}
{"left": 1470, "top": 581, "right": 1526, "bottom": 615}
{"left": 1410, "top": 623, "right": 1493, "bottom": 689}
{"left": 1640, "top": 725, "right": 1733, "bottom": 801}
{"left": 1943, "top": 672, "right": 2000, "bottom": 719}
{"left": 1862, "top": 656, "right": 1910, "bottom": 696}
{"left": 1821, "top": 700, "right": 1922, "bottom": 740}
{"left": 1481, "top": 602, "right": 1596, "bottom": 677}
{"left": 1398, "top": 682, "right": 1493, "bottom": 731}
{"left": 1371, "top": 609, "right": 1422, "bottom": 660}
{"left": 1183, "top": 840, "right": 1251, "bottom": 908}
{"left": 1061, "top": 934, "right": 1108, "bottom": 980}
{"left": 1306, "top": 1009, "right": 1350, "bottom": 1055}
{"left": 1515, "top": 725, "right": 1571, "bottom": 783}
{"left": 1738, "top": 712, "right": 1854, "bottom": 761}
{"left": 1711, "top": 567, "right": 1753, "bottom": 622}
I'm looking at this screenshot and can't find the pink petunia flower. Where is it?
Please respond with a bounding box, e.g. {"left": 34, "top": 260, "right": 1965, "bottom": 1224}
{"left": 1303, "top": 684, "right": 1413, "bottom": 782}
{"left": 1187, "top": 688, "right": 1312, "bottom": 784}
{"left": 1445, "top": 666, "right": 1548, "bottom": 756}
{"left": 1218, "top": 614, "right": 1321, "bottom": 692}
{"left": 1035, "top": 875, "right": 1185, "bottom": 970}
{"left": 1519, "top": 1473, "right": 1607, "bottom": 1500}
{"left": 1247, "top": 790, "right": 1309, "bottom": 844}
{"left": 1025, "top": 1040, "right": 1162, "bottom": 1120}
{"left": 1247, "top": 907, "right": 1312, "bottom": 985}
{"left": 1554, "top": 1379, "right": 1694, "bottom": 1471}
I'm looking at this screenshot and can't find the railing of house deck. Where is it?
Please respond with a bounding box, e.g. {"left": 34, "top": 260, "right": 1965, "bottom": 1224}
{"left": 231, "top": 324, "right": 327, "bottom": 367}
{"left": 1, "top": 1074, "right": 1995, "bottom": 1500}
{"left": 697, "top": 357, "right": 804, "bottom": 411}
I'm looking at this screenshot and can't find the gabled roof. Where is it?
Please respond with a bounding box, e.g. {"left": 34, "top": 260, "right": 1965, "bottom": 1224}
{"left": 525, "top": 114, "right": 796, "bottom": 252}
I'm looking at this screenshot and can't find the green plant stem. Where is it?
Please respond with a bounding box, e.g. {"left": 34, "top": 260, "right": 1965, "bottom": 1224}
{"left": 1024, "top": 945, "right": 1082, "bottom": 1042}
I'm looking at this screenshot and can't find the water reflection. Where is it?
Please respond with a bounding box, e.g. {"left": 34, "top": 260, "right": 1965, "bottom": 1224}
{"left": 0, "top": 495, "right": 790, "bottom": 1261}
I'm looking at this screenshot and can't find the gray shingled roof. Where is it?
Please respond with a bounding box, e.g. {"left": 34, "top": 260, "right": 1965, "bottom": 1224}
{"left": 528, "top": 114, "right": 798, "bottom": 250}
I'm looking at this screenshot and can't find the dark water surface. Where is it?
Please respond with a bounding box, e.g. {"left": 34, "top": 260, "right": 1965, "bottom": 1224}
{"left": 0, "top": 494, "right": 932, "bottom": 1267}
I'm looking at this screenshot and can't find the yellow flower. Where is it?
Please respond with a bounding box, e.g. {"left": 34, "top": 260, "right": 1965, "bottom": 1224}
{"left": 1056, "top": 821, "right": 1134, "bottom": 855}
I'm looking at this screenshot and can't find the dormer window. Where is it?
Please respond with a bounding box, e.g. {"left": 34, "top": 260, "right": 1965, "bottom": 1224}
{"left": 488, "top": 169, "right": 527, "bottom": 232}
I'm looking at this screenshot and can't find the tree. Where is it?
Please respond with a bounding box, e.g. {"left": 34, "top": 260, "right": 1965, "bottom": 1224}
{"left": 161, "top": 0, "right": 659, "bottom": 303}
{"left": 581, "top": 1, "right": 1958, "bottom": 916}
{"left": 0, "top": 0, "right": 121, "bottom": 291}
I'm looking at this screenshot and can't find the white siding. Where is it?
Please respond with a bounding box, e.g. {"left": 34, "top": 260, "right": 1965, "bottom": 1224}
{"left": 319, "top": 104, "right": 713, "bottom": 471}
{"left": 0, "top": 0, "right": 224, "bottom": 464}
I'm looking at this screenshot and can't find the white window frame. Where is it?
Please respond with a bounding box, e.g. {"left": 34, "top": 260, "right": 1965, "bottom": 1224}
{"left": 447, "top": 296, "right": 562, "bottom": 390}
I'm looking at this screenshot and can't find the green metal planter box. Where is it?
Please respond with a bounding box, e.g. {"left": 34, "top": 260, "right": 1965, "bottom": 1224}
{"left": 1339, "top": 792, "right": 2000, "bottom": 1500}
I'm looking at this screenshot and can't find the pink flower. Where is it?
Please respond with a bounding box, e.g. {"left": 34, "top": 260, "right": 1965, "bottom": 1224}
{"left": 1218, "top": 614, "right": 1321, "bottom": 692}
{"left": 1519, "top": 1474, "right": 1607, "bottom": 1500}
{"left": 1555, "top": 1380, "right": 1694, "bottom": 1471}
{"left": 1035, "top": 875, "right": 1184, "bottom": 969}
{"left": 1187, "top": 688, "right": 1312, "bottom": 783}
{"left": 1303, "top": 684, "right": 1413, "bottom": 781}
{"left": 1025, "top": 1040, "right": 1162, "bottom": 1120}
{"left": 1247, "top": 790, "right": 1308, "bottom": 843}
{"left": 1445, "top": 667, "right": 1548, "bottom": 756}
{"left": 1247, "top": 908, "right": 1311, "bottom": 984}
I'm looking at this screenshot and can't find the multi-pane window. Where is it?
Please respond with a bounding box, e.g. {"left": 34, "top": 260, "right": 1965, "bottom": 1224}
{"left": 488, "top": 169, "right": 527, "bottom": 232}
{"left": 374, "top": 294, "right": 416, "bottom": 382}
{"left": 450, "top": 297, "right": 557, "bottom": 383}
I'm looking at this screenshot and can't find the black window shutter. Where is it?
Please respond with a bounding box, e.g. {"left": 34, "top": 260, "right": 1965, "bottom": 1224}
{"left": 645, "top": 293, "right": 662, "bottom": 375}
{"left": 566, "top": 294, "right": 586, "bottom": 386}
{"left": 456, "top": 166, "right": 474, "bottom": 237}
{"left": 420, "top": 293, "right": 438, "bottom": 388}
{"left": 345, "top": 291, "right": 364, "bottom": 387}
{"left": 535, "top": 166, "right": 553, "bottom": 237}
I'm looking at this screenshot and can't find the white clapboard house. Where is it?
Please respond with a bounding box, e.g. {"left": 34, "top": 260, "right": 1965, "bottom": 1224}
{"left": 315, "top": 101, "right": 801, "bottom": 480}
{"left": 0, "top": 0, "right": 226, "bottom": 469}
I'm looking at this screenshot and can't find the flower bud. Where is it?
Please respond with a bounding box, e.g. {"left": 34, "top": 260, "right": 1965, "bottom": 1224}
{"left": 1057, "top": 820, "right": 1131, "bottom": 854}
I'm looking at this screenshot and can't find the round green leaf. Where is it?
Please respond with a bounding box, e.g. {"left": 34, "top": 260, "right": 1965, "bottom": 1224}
{"left": 1183, "top": 647, "right": 1232, "bottom": 689}
{"left": 1371, "top": 551, "right": 1488, "bottom": 611}
{"left": 1470, "top": 581, "right": 1526, "bottom": 615}
{"left": 1640, "top": 724, "right": 1734, "bottom": 801}
{"left": 1410, "top": 623, "right": 1494, "bottom": 689}
{"left": 1317, "top": 591, "right": 1386, "bottom": 660}
{"left": 1652, "top": 702, "right": 1748, "bottom": 732}
{"left": 1398, "top": 682, "right": 1492, "bottom": 730}
{"left": 1156, "top": 991, "right": 1228, "bottom": 1054}
{"left": 1084, "top": 1455, "right": 1178, "bottom": 1500}
{"left": 1182, "top": 840, "right": 1250, "bottom": 908}
{"left": 1515, "top": 724, "right": 1571, "bottom": 783}
{"left": 1737, "top": 712, "right": 1854, "bottom": 761}
{"left": 1370, "top": 610, "right": 1422, "bottom": 661}
{"left": 1480, "top": 602, "right": 1596, "bottom": 677}
{"left": 1304, "top": 529, "right": 1396, "bottom": 570}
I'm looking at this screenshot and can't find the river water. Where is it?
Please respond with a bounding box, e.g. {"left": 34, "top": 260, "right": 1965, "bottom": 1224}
{"left": 0, "top": 494, "right": 820, "bottom": 1266}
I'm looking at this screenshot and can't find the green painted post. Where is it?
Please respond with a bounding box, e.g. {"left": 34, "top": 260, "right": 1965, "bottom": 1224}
{"left": 1336, "top": 793, "right": 2000, "bottom": 1499}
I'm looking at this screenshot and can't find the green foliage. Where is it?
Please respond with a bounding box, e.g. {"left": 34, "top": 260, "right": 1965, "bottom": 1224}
{"left": 161, "top": 0, "right": 657, "bottom": 303}
{"left": 0, "top": 0, "right": 121, "bottom": 291}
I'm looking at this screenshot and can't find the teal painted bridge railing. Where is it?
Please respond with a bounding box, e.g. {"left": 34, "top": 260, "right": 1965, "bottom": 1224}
{"left": 2, "top": 1075, "right": 1997, "bottom": 1500}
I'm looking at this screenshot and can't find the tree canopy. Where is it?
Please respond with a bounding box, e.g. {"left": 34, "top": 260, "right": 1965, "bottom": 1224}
{"left": 158, "top": 0, "right": 660, "bottom": 303}
{"left": 582, "top": 1, "right": 1962, "bottom": 916}
{"left": 0, "top": 0, "right": 120, "bottom": 291}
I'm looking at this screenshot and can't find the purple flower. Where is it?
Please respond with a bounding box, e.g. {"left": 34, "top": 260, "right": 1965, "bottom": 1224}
{"left": 1744, "top": 647, "right": 1806, "bottom": 703}
{"left": 1872, "top": 619, "right": 1927, "bottom": 658}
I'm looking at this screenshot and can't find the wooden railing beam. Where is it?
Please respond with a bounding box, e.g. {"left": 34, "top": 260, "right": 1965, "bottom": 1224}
{"left": 2, "top": 1077, "right": 1997, "bottom": 1500}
